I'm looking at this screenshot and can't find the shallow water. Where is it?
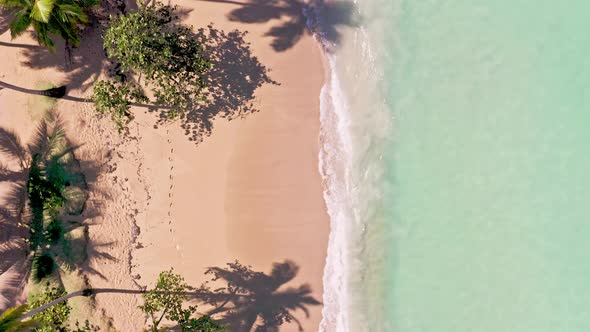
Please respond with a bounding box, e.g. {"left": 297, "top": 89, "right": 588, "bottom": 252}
{"left": 319, "top": 1, "right": 590, "bottom": 331}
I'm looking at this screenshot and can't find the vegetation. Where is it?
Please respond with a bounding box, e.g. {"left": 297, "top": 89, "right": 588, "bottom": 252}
{"left": 92, "top": 80, "right": 148, "bottom": 130}
{"left": 0, "top": 0, "right": 99, "bottom": 50}
{"left": 0, "top": 305, "right": 37, "bottom": 332}
{"left": 29, "top": 285, "right": 71, "bottom": 332}
{"left": 25, "top": 116, "right": 88, "bottom": 282}
{"left": 1, "top": 261, "right": 317, "bottom": 331}
{"left": 29, "top": 284, "right": 99, "bottom": 332}
{"left": 140, "top": 270, "right": 224, "bottom": 332}
{"left": 93, "top": 1, "right": 212, "bottom": 129}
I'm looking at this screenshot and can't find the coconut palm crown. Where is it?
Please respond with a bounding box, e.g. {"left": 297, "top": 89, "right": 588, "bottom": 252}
{"left": 0, "top": 0, "right": 98, "bottom": 50}
{"left": 0, "top": 305, "right": 37, "bottom": 332}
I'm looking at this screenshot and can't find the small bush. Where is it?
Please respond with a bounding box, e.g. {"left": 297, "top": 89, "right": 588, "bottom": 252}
{"left": 45, "top": 219, "right": 63, "bottom": 244}
{"left": 30, "top": 284, "right": 71, "bottom": 331}
{"left": 28, "top": 155, "right": 65, "bottom": 211}
{"left": 32, "top": 254, "right": 55, "bottom": 281}
{"left": 92, "top": 80, "right": 147, "bottom": 130}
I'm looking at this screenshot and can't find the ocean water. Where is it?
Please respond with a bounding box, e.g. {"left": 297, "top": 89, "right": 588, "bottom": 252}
{"left": 318, "top": 1, "right": 590, "bottom": 331}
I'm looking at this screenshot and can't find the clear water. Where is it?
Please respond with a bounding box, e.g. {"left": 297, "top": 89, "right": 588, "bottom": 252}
{"left": 319, "top": 1, "right": 590, "bottom": 331}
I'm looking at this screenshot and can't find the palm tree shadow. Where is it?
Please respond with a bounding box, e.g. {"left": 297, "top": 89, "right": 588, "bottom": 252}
{"left": 197, "top": 0, "right": 359, "bottom": 52}
{"left": 0, "top": 184, "right": 30, "bottom": 311}
{"left": 0, "top": 114, "right": 111, "bottom": 291}
{"left": 0, "top": 128, "right": 32, "bottom": 311}
{"left": 195, "top": 260, "right": 321, "bottom": 331}
{"left": 0, "top": 8, "right": 13, "bottom": 36}
{"left": 18, "top": 26, "right": 108, "bottom": 94}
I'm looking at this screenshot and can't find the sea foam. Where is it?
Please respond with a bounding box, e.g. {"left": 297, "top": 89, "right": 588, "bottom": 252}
{"left": 312, "top": 1, "right": 393, "bottom": 329}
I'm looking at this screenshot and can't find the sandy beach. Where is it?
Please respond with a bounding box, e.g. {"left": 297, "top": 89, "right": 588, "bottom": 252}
{"left": 0, "top": 0, "right": 328, "bottom": 331}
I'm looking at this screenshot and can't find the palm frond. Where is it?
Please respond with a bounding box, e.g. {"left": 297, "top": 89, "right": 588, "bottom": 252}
{"left": 269, "top": 260, "right": 298, "bottom": 285}
{"left": 30, "top": 0, "right": 55, "bottom": 23}
{"left": 48, "top": 12, "right": 80, "bottom": 45}
{"left": 0, "top": 258, "right": 30, "bottom": 314}
{"left": 76, "top": 0, "right": 99, "bottom": 8}
{"left": 0, "top": 162, "right": 12, "bottom": 180}
{"left": 45, "top": 111, "right": 68, "bottom": 145}
{"left": 56, "top": 3, "right": 87, "bottom": 23}
{"left": 0, "top": 304, "right": 36, "bottom": 332}
{"left": 8, "top": 8, "right": 31, "bottom": 39}
{"left": 0, "top": 0, "right": 25, "bottom": 8}
{"left": 31, "top": 20, "right": 55, "bottom": 50}
{"left": 0, "top": 128, "right": 26, "bottom": 168}
{"left": 0, "top": 183, "right": 27, "bottom": 230}
{"left": 27, "top": 120, "right": 49, "bottom": 156}
{"left": 0, "top": 206, "right": 14, "bottom": 223}
{"left": 0, "top": 241, "right": 25, "bottom": 273}
{"left": 45, "top": 125, "right": 67, "bottom": 158}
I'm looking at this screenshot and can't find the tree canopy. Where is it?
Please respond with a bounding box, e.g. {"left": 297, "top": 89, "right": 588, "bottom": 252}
{"left": 0, "top": 0, "right": 98, "bottom": 50}
{"left": 29, "top": 285, "right": 71, "bottom": 332}
{"left": 27, "top": 284, "right": 99, "bottom": 332}
{"left": 140, "top": 270, "right": 224, "bottom": 332}
{"left": 94, "top": 2, "right": 212, "bottom": 129}
{"left": 0, "top": 305, "right": 37, "bottom": 332}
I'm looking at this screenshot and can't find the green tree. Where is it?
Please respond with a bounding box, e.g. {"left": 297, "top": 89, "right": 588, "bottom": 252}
{"left": 94, "top": 1, "right": 212, "bottom": 127}
{"left": 140, "top": 270, "right": 224, "bottom": 332}
{"left": 0, "top": 305, "right": 37, "bottom": 332}
{"left": 92, "top": 80, "right": 147, "bottom": 130}
{"left": 20, "top": 285, "right": 99, "bottom": 332}
{"left": 29, "top": 284, "right": 71, "bottom": 332}
{"left": 0, "top": 0, "right": 98, "bottom": 51}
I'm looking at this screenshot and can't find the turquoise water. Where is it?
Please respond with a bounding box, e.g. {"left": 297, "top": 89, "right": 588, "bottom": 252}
{"left": 319, "top": 1, "right": 590, "bottom": 331}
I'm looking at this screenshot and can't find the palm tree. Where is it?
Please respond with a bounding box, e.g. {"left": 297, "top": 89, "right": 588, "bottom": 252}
{"left": 0, "top": 80, "right": 67, "bottom": 98}
{"left": 0, "top": 305, "right": 37, "bottom": 332}
{"left": 0, "top": 0, "right": 98, "bottom": 51}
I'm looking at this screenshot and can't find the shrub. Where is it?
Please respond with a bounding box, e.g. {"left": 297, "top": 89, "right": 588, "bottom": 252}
{"left": 44, "top": 219, "right": 63, "bottom": 244}
{"left": 32, "top": 254, "right": 55, "bottom": 281}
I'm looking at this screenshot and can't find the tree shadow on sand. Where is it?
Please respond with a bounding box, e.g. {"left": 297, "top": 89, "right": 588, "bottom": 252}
{"left": 0, "top": 202, "right": 29, "bottom": 310}
{"left": 154, "top": 24, "right": 278, "bottom": 143}
{"left": 0, "top": 9, "right": 45, "bottom": 50}
{"left": 3, "top": 4, "right": 278, "bottom": 144}
{"left": 0, "top": 8, "right": 12, "bottom": 36}
{"left": 195, "top": 260, "right": 320, "bottom": 332}
{"left": 10, "top": 0, "right": 137, "bottom": 93}
{"left": 197, "top": 0, "right": 359, "bottom": 52}
{"left": 17, "top": 27, "right": 107, "bottom": 94}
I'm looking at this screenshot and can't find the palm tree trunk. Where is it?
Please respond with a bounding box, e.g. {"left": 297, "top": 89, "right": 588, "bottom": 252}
{"left": 0, "top": 80, "right": 170, "bottom": 109}
{"left": 20, "top": 288, "right": 204, "bottom": 321}
{"left": 0, "top": 81, "right": 66, "bottom": 98}
{"left": 0, "top": 41, "right": 43, "bottom": 49}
